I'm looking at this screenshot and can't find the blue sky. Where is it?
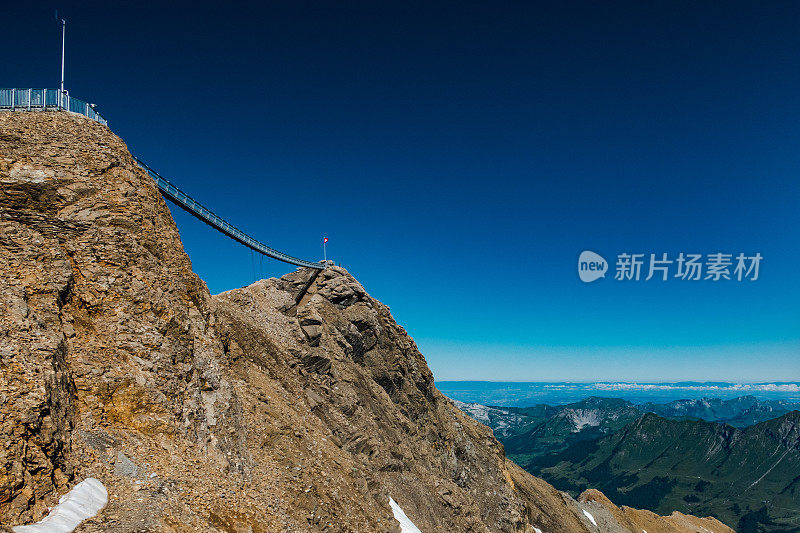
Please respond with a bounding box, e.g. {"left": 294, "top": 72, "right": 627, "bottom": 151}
{"left": 4, "top": 1, "right": 799, "bottom": 381}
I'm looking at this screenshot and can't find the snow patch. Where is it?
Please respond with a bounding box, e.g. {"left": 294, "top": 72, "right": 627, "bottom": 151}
{"left": 566, "top": 409, "right": 601, "bottom": 432}
{"left": 452, "top": 401, "right": 527, "bottom": 437}
{"left": 13, "top": 478, "right": 107, "bottom": 533}
{"left": 454, "top": 400, "right": 491, "bottom": 422}
{"left": 534, "top": 528, "right": 544, "bottom": 533}
{"left": 390, "top": 497, "right": 422, "bottom": 533}
{"left": 582, "top": 508, "right": 597, "bottom": 527}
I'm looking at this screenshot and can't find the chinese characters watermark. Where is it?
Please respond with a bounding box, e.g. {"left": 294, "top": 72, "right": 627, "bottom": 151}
{"left": 579, "top": 251, "right": 762, "bottom": 283}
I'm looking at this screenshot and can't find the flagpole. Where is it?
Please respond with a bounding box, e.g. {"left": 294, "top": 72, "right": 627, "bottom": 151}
{"left": 59, "top": 16, "right": 66, "bottom": 107}
{"left": 323, "top": 238, "right": 327, "bottom": 262}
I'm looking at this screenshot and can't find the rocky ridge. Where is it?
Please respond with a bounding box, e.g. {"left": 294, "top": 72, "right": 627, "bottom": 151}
{"left": 0, "top": 111, "right": 734, "bottom": 532}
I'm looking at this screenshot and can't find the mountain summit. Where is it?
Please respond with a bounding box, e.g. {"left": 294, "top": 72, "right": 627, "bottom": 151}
{"left": 0, "top": 111, "right": 734, "bottom": 532}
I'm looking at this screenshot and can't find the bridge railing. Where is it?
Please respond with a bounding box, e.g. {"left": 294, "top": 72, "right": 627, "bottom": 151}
{"left": 132, "top": 157, "right": 325, "bottom": 270}
{"left": 0, "top": 88, "right": 324, "bottom": 270}
{"left": 0, "top": 88, "right": 107, "bottom": 126}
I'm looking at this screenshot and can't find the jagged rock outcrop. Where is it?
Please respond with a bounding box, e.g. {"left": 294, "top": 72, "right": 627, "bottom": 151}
{"left": 578, "top": 490, "right": 734, "bottom": 533}
{"left": 0, "top": 111, "right": 735, "bottom": 532}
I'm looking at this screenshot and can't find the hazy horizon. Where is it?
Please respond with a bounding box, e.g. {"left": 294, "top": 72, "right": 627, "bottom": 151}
{"left": 436, "top": 380, "right": 800, "bottom": 407}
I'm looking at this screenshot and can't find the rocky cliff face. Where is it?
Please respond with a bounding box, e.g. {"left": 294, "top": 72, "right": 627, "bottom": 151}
{"left": 0, "top": 111, "right": 250, "bottom": 530}
{"left": 0, "top": 111, "right": 734, "bottom": 533}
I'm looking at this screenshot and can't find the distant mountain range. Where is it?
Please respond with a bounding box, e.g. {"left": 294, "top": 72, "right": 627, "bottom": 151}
{"left": 454, "top": 396, "right": 800, "bottom": 532}
{"left": 455, "top": 395, "right": 800, "bottom": 460}
{"left": 438, "top": 381, "right": 800, "bottom": 407}
{"left": 642, "top": 396, "right": 800, "bottom": 427}
{"left": 534, "top": 412, "right": 800, "bottom": 533}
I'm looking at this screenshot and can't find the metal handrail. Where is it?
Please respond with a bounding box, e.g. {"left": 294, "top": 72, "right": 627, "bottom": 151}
{"left": 0, "top": 88, "right": 107, "bottom": 125}
{"left": 0, "top": 88, "right": 324, "bottom": 270}
{"left": 132, "top": 157, "right": 325, "bottom": 270}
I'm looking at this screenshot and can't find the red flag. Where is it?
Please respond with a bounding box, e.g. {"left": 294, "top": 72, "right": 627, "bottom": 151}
{"left": 324, "top": 237, "right": 329, "bottom": 243}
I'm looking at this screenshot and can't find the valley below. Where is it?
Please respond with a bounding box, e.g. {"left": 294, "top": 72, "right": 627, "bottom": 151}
{"left": 453, "top": 394, "right": 800, "bottom": 532}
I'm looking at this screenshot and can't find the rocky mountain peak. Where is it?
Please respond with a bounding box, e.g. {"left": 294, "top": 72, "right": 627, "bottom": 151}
{"left": 1, "top": 111, "right": 734, "bottom": 532}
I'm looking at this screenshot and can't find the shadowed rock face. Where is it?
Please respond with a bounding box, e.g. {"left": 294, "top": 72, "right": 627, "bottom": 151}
{"left": 213, "top": 267, "right": 567, "bottom": 532}
{"left": 0, "top": 111, "right": 735, "bottom": 533}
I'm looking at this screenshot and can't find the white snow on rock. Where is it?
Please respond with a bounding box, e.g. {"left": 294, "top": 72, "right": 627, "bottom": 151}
{"left": 534, "top": 528, "right": 544, "bottom": 533}
{"left": 390, "top": 497, "right": 422, "bottom": 533}
{"left": 453, "top": 400, "right": 492, "bottom": 423}
{"left": 582, "top": 508, "right": 597, "bottom": 527}
{"left": 451, "top": 401, "right": 524, "bottom": 437}
{"left": 13, "top": 478, "right": 108, "bottom": 533}
{"left": 566, "top": 409, "right": 601, "bottom": 432}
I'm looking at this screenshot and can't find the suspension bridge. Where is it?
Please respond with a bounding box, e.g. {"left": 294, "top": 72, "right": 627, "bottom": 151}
{"left": 1, "top": 88, "right": 326, "bottom": 270}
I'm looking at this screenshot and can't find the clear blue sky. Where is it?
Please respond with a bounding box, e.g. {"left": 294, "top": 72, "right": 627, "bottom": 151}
{"left": 4, "top": 1, "right": 799, "bottom": 381}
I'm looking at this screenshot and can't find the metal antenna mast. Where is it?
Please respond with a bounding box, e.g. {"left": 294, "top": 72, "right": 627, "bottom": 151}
{"left": 54, "top": 11, "right": 66, "bottom": 107}
{"left": 60, "top": 17, "right": 66, "bottom": 99}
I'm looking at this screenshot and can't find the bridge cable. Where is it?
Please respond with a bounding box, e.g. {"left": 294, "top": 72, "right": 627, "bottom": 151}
{"left": 132, "top": 156, "right": 325, "bottom": 270}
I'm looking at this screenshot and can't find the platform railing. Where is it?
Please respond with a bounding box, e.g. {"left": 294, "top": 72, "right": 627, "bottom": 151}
{"left": 0, "top": 88, "right": 107, "bottom": 125}
{"left": 0, "top": 88, "right": 325, "bottom": 270}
